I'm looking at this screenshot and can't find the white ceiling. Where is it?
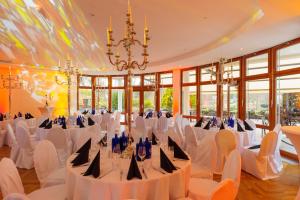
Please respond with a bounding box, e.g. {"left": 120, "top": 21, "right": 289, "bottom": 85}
{"left": 1, "top": 0, "right": 300, "bottom": 74}
{"left": 74, "top": 0, "right": 300, "bottom": 74}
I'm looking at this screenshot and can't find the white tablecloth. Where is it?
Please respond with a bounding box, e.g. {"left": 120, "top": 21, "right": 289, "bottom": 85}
{"left": 66, "top": 147, "right": 191, "bottom": 200}
{"left": 144, "top": 118, "right": 158, "bottom": 131}
{"left": 35, "top": 125, "right": 88, "bottom": 151}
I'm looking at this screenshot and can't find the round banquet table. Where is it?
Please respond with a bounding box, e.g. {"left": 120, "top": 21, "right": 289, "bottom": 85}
{"left": 281, "top": 126, "right": 300, "bottom": 199}
{"left": 35, "top": 125, "right": 91, "bottom": 152}
{"left": 66, "top": 147, "right": 191, "bottom": 200}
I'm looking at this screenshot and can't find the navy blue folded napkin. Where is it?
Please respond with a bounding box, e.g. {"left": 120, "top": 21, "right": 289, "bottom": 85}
{"left": 152, "top": 133, "right": 158, "bottom": 145}
{"left": 71, "top": 148, "right": 89, "bottom": 166}
{"left": 39, "top": 118, "right": 49, "bottom": 128}
{"left": 173, "top": 141, "right": 189, "bottom": 160}
{"left": 244, "top": 120, "right": 254, "bottom": 131}
{"left": 248, "top": 144, "right": 260, "bottom": 149}
{"left": 203, "top": 121, "right": 211, "bottom": 130}
{"left": 88, "top": 117, "right": 95, "bottom": 126}
{"left": 168, "top": 136, "right": 174, "bottom": 148}
{"left": 237, "top": 122, "right": 245, "bottom": 132}
{"left": 44, "top": 120, "right": 52, "bottom": 129}
{"left": 166, "top": 112, "right": 173, "bottom": 118}
{"left": 220, "top": 122, "right": 225, "bottom": 130}
{"left": 76, "top": 138, "right": 91, "bottom": 154}
{"left": 157, "top": 111, "right": 162, "bottom": 118}
{"left": 160, "top": 148, "right": 176, "bottom": 173}
{"left": 194, "top": 117, "right": 203, "bottom": 127}
{"left": 83, "top": 151, "right": 100, "bottom": 178}
{"left": 127, "top": 153, "right": 142, "bottom": 180}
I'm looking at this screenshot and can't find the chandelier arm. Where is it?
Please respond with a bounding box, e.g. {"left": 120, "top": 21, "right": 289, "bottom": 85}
{"left": 115, "top": 60, "right": 127, "bottom": 71}
{"left": 112, "top": 39, "right": 127, "bottom": 47}
{"left": 133, "top": 39, "right": 144, "bottom": 47}
{"left": 132, "top": 60, "right": 147, "bottom": 71}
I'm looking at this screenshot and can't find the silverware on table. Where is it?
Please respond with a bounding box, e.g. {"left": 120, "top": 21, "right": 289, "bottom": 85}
{"left": 98, "top": 169, "right": 113, "bottom": 179}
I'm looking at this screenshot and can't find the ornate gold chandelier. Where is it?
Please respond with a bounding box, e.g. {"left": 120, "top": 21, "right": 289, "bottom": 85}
{"left": 106, "top": 1, "right": 150, "bottom": 133}
{"left": 106, "top": 1, "right": 150, "bottom": 72}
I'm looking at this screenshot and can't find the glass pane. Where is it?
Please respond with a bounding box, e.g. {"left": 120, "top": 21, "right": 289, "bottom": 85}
{"left": 246, "top": 79, "right": 269, "bottom": 125}
{"left": 223, "top": 60, "right": 240, "bottom": 79}
{"left": 277, "top": 43, "right": 300, "bottom": 71}
{"left": 182, "top": 69, "right": 196, "bottom": 83}
{"left": 132, "top": 91, "right": 140, "bottom": 112}
{"left": 246, "top": 53, "right": 268, "bottom": 76}
{"left": 78, "top": 89, "right": 92, "bottom": 110}
{"left": 79, "top": 76, "right": 91, "bottom": 87}
{"left": 276, "top": 74, "right": 300, "bottom": 155}
{"left": 95, "top": 89, "right": 108, "bottom": 110}
{"left": 144, "top": 91, "right": 155, "bottom": 112}
{"left": 200, "top": 84, "right": 217, "bottom": 117}
{"left": 131, "top": 76, "right": 141, "bottom": 86}
{"left": 160, "top": 73, "right": 173, "bottom": 85}
{"left": 112, "top": 77, "right": 124, "bottom": 87}
{"left": 160, "top": 88, "right": 173, "bottom": 112}
{"left": 223, "top": 85, "right": 238, "bottom": 118}
{"left": 111, "top": 89, "right": 125, "bottom": 112}
{"left": 182, "top": 86, "right": 197, "bottom": 116}
{"left": 144, "top": 74, "right": 156, "bottom": 86}
{"left": 201, "top": 65, "right": 215, "bottom": 82}
{"left": 277, "top": 74, "right": 300, "bottom": 125}
{"left": 95, "top": 77, "right": 108, "bottom": 87}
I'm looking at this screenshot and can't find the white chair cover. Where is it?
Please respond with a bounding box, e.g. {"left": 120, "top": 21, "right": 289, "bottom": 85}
{"left": 46, "top": 127, "right": 71, "bottom": 166}
{"left": 75, "top": 129, "right": 92, "bottom": 152}
{"left": 0, "top": 158, "right": 24, "bottom": 197}
{"left": 15, "top": 124, "right": 34, "bottom": 169}
{"left": 33, "top": 140, "right": 65, "bottom": 188}
{"left": 221, "top": 149, "right": 241, "bottom": 197}
{"left": 174, "top": 120, "right": 185, "bottom": 147}
{"left": 188, "top": 150, "right": 240, "bottom": 200}
{"left": 215, "top": 130, "right": 237, "bottom": 174}
{"left": 100, "top": 113, "right": 111, "bottom": 131}
{"left": 0, "top": 158, "right": 66, "bottom": 200}
{"left": 184, "top": 125, "right": 198, "bottom": 153}
{"left": 27, "top": 184, "right": 66, "bottom": 200}
{"left": 3, "top": 193, "right": 31, "bottom": 200}
{"left": 114, "top": 112, "right": 121, "bottom": 131}
{"left": 6, "top": 124, "right": 20, "bottom": 163}
{"left": 271, "top": 124, "right": 283, "bottom": 173}
{"left": 181, "top": 118, "right": 190, "bottom": 133}
{"left": 133, "top": 116, "right": 152, "bottom": 139}
{"left": 107, "top": 118, "right": 118, "bottom": 139}
{"left": 156, "top": 117, "right": 168, "bottom": 133}
{"left": 242, "top": 131, "right": 279, "bottom": 180}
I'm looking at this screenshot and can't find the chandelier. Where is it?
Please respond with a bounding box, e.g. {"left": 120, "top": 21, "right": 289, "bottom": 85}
{"left": 210, "top": 58, "right": 237, "bottom": 86}
{"left": 106, "top": 1, "right": 150, "bottom": 133}
{"left": 0, "top": 66, "right": 23, "bottom": 117}
{"left": 55, "top": 59, "right": 81, "bottom": 116}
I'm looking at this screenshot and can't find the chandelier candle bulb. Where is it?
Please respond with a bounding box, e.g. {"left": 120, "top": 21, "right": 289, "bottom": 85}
{"left": 109, "top": 16, "right": 112, "bottom": 31}
{"left": 107, "top": 28, "right": 111, "bottom": 45}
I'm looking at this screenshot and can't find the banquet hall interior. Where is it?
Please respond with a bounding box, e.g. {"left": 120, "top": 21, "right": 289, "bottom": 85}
{"left": 1, "top": 0, "right": 300, "bottom": 199}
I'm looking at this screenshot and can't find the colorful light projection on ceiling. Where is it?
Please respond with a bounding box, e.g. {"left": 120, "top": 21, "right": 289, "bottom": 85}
{"left": 0, "top": 0, "right": 106, "bottom": 70}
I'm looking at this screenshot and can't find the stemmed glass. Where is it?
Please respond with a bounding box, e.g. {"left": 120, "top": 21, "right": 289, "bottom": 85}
{"left": 138, "top": 145, "right": 147, "bottom": 177}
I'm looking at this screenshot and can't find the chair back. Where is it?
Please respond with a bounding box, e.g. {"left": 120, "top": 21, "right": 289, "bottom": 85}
{"left": 258, "top": 131, "right": 277, "bottom": 158}
{"left": 273, "top": 124, "right": 282, "bottom": 152}
{"left": 211, "top": 179, "right": 236, "bottom": 200}
{"left": 215, "top": 130, "right": 237, "bottom": 157}
{"left": 33, "top": 140, "right": 59, "bottom": 184}
{"left": 6, "top": 124, "right": 17, "bottom": 146}
{"left": 107, "top": 118, "right": 118, "bottom": 137}
{"left": 181, "top": 118, "right": 190, "bottom": 133}
{"left": 132, "top": 112, "right": 138, "bottom": 122}
{"left": 100, "top": 113, "right": 111, "bottom": 130}
{"left": 26, "top": 118, "right": 36, "bottom": 128}
{"left": 222, "top": 149, "right": 241, "bottom": 191}
{"left": 46, "top": 127, "right": 67, "bottom": 150}
{"left": 184, "top": 125, "right": 198, "bottom": 146}
{"left": 15, "top": 125, "right": 32, "bottom": 149}
{"left": 175, "top": 120, "right": 184, "bottom": 145}
{"left": 157, "top": 117, "right": 168, "bottom": 132}
{"left": 76, "top": 129, "right": 92, "bottom": 151}
{"left": 3, "top": 193, "right": 30, "bottom": 200}
{"left": 175, "top": 113, "right": 182, "bottom": 127}
{"left": 0, "top": 158, "right": 24, "bottom": 197}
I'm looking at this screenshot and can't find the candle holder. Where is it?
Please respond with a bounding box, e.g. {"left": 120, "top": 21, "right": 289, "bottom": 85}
{"left": 106, "top": 0, "right": 150, "bottom": 133}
